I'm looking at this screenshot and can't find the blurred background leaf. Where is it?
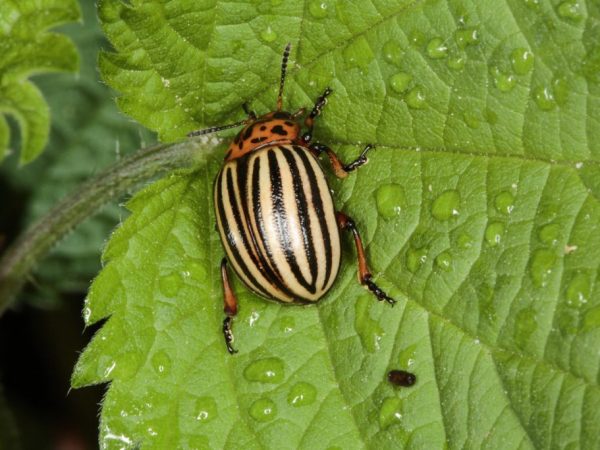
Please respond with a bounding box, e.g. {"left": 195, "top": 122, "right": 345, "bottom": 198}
{"left": 0, "top": 1, "right": 153, "bottom": 448}
{"left": 0, "top": 0, "right": 80, "bottom": 164}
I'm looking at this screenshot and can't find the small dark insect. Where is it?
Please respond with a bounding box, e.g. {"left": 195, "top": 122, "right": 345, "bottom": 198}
{"left": 188, "top": 43, "right": 396, "bottom": 354}
{"left": 387, "top": 370, "right": 416, "bottom": 387}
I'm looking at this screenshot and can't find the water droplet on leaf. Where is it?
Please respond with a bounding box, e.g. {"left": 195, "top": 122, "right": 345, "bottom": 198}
{"left": 287, "top": 382, "right": 317, "bottom": 407}
{"left": 243, "top": 358, "right": 285, "bottom": 383}
{"left": 432, "top": 190, "right": 460, "bottom": 220}
{"left": 389, "top": 72, "right": 413, "bottom": 94}
{"left": 376, "top": 184, "right": 406, "bottom": 218}
{"left": 510, "top": 48, "right": 534, "bottom": 75}
{"left": 249, "top": 398, "right": 277, "bottom": 422}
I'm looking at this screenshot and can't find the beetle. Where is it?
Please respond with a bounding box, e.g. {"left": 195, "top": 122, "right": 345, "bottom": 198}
{"left": 188, "top": 44, "right": 395, "bottom": 354}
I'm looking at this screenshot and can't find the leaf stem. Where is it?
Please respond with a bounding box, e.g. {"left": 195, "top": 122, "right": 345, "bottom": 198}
{"left": 0, "top": 138, "right": 219, "bottom": 315}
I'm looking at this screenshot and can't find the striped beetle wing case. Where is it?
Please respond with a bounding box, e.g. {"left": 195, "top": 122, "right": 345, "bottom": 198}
{"left": 214, "top": 144, "right": 342, "bottom": 304}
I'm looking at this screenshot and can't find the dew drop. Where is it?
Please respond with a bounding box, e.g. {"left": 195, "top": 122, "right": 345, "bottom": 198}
{"left": 447, "top": 53, "right": 466, "bottom": 71}
{"left": 529, "top": 249, "right": 557, "bottom": 287}
{"left": 389, "top": 72, "right": 413, "bottom": 94}
{"left": 557, "top": 1, "right": 583, "bottom": 20}
{"left": 287, "top": 382, "right": 317, "bottom": 407}
{"left": 456, "top": 233, "right": 474, "bottom": 249}
{"left": 494, "top": 191, "right": 515, "bottom": 215}
{"left": 485, "top": 222, "right": 505, "bottom": 246}
{"left": 249, "top": 398, "right": 277, "bottom": 422}
{"left": 375, "top": 184, "right": 406, "bottom": 218}
{"left": 537, "top": 223, "right": 560, "bottom": 245}
{"left": 159, "top": 273, "right": 182, "bottom": 297}
{"left": 515, "top": 307, "right": 537, "bottom": 345}
{"left": 426, "top": 37, "right": 449, "bottom": 59}
{"left": 354, "top": 297, "right": 385, "bottom": 353}
{"left": 382, "top": 40, "right": 403, "bottom": 66}
{"left": 510, "top": 48, "right": 534, "bottom": 75}
{"left": 398, "top": 344, "right": 417, "bottom": 368}
{"left": 524, "top": 0, "right": 540, "bottom": 9}
{"left": 552, "top": 76, "right": 569, "bottom": 106}
{"left": 187, "top": 260, "right": 207, "bottom": 282}
{"left": 118, "top": 352, "right": 142, "bottom": 380}
{"left": 343, "top": 37, "right": 374, "bottom": 71}
{"left": 583, "top": 306, "right": 600, "bottom": 331}
{"left": 484, "top": 108, "right": 498, "bottom": 125}
{"left": 82, "top": 304, "right": 92, "bottom": 325}
{"left": 308, "top": 0, "right": 329, "bottom": 18}
{"left": 435, "top": 251, "right": 453, "bottom": 271}
{"left": 278, "top": 315, "right": 295, "bottom": 334}
{"left": 405, "top": 86, "right": 426, "bottom": 109}
{"left": 432, "top": 190, "right": 460, "bottom": 221}
{"left": 409, "top": 30, "right": 425, "bottom": 47}
{"left": 463, "top": 111, "right": 480, "bottom": 129}
{"left": 243, "top": 358, "right": 285, "bottom": 383}
{"left": 533, "top": 86, "right": 556, "bottom": 111}
{"left": 566, "top": 272, "right": 590, "bottom": 307}
{"left": 195, "top": 397, "right": 218, "bottom": 423}
{"left": 406, "top": 247, "right": 428, "bottom": 273}
{"left": 151, "top": 350, "right": 171, "bottom": 376}
{"left": 454, "top": 27, "right": 480, "bottom": 49}
{"left": 97, "top": 356, "right": 117, "bottom": 379}
{"left": 492, "top": 67, "right": 516, "bottom": 92}
{"left": 260, "top": 26, "right": 277, "bottom": 43}
{"left": 379, "top": 397, "right": 403, "bottom": 429}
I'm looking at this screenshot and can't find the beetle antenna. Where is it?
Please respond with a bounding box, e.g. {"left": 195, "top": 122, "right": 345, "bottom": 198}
{"left": 187, "top": 120, "right": 247, "bottom": 137}
{"left": 277, "top": 43, "right": 292, "bottom": 111}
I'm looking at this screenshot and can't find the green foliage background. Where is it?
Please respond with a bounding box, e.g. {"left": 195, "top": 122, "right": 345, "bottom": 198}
{"left": 8, "top": 0, "right": 600, "bottom": 448}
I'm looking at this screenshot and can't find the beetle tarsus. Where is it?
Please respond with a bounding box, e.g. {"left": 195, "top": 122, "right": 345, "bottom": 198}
{"left": 343, "top": 144, "right": 373, "bottom": 172}
{"left": 364, "top": 275, "right": 396, "bottom": 306}
{"left": 223, "top": 317, "right": 238, "bottom": 354}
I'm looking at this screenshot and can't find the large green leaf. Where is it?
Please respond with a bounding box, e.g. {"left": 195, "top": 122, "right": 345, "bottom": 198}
{"left": 0, "top": 0, "right": 80, "bottom": 164}
{"left": 74, "top": 0, "right": 600, "bottom": 448}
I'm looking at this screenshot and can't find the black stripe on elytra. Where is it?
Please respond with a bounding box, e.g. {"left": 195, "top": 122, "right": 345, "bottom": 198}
{"left": 250, "top": 155, "right": 302, "bottom": 300}
{"left": 237, "top": 154, "right": 297, "bottom": 300}
{"left": 293, "top": 146, "right": 334, "bottom": 290}
{"left": 268, "top": 148, "right": 315, "bottom": 294}
{"left": 215, "top": 169, "right": 267, "bottom": 297}
{"left": 280, "top": 146, "right": 318, "bottom": 290}
{"left": 221, "top": 167, "right": 271, "bottom": 298}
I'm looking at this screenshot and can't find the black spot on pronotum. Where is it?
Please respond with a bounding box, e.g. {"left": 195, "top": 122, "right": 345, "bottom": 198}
{"left": 387, "top": 370, "right": 416, "bottom": 387}
{"left": 260, "top": 125, "right": 267, "bottom": 131}
{"left": 243, "top": 124, "right": 254, "bottom": 140}
{"left": 284, "top": 121, "right": 294, "bottom": 126}
{"left": 271, "top": 125, "right": 287, "bottom": 136}
{"left": 250, "top": 137, "right": 268, "bottom": 144}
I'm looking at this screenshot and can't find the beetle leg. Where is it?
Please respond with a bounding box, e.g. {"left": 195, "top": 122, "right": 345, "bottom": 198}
{"left": 310, "top": 143, "right": 373, "bottom": 179}
{"left": 221, "top": 258, "right": 239, "bottom": 354}
{"left": 336, "top": 212, "right": 396, "bottom": 306}
{"left": 302, "top": 88, "right": 333, "bottom": 143}
{"left": 242, "top": 102, "right": 257, "bottom": 120}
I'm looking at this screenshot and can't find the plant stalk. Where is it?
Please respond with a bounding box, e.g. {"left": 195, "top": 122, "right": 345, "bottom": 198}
{"left": 0, "top": 138, "right": 218, "bottom": 315}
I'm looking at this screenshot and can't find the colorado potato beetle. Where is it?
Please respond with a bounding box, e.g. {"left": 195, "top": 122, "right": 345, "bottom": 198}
{"left": 188, "top": 44, "right": 395, "bottom": 354}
